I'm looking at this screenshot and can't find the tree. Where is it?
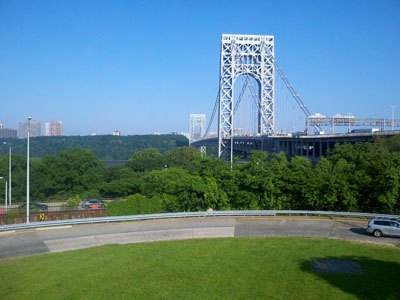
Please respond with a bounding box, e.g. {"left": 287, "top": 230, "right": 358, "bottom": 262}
{"left": 142, "top": 168, "right": 228, "bottom": 212}
{"left": 36, "top": 148, "right": 104, "bottom": 199}
{"left": 237, "top": 151, "right": 272, "bottom": 209}
{"left": 164, "top": 147, "right": 202, "bottom": 172}
{"left": 284, "top": 156, "right": 317, "bottom": 210}
{"left": 327, "top": 142, "right": 400, "bottom": 213}
{"left": 99, "top": 177, "right": 142, "bottom": 198}
{"left": 376, "top": 135, "right": 400, "bottom": 152}
{"left": 313, "top": 158, "right": 357, "bottom": 211}
{"left": 267, "top": 152, "right": 290, "bottom": 210}
{"left": 0, "top": 134, "right": 189, "bottom": 160}
{"left": 196, "top": 156, "right": 239, "bottom": 209}
{"left": 127, "top": 148, "right": 164, "bottom": 172}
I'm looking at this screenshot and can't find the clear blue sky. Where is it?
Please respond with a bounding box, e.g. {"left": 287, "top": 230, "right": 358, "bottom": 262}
{"left": 1, "top": 0, "right": 399, "bottom": 136}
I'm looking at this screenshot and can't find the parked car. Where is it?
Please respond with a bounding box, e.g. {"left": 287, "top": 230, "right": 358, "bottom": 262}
{"left": 83, "top": 199, "right": 106, "bottom": 209}
{"left": 19, "top": 202, "right": 48, "bottom": 212}
{"left": 367, "top": 218, "right": 400, "bottom": 238}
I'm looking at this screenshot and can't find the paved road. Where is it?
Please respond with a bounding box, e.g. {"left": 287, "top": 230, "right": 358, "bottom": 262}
{"left": 1, "top": 216, "right": 399, "bottom": 260}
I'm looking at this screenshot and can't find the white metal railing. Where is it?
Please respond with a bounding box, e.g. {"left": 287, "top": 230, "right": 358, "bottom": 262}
{"left": 0, "top": 210, "right": 398, "bottom": 232}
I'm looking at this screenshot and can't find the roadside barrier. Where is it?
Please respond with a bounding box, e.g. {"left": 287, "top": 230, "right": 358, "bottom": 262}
{"left": 0, "top": 210, "right": 398, "bottom": 232}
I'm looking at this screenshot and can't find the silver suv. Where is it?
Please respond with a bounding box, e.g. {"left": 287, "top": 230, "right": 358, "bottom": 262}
{"left": 367, "top": 218, "right": 400, "bottom": 238}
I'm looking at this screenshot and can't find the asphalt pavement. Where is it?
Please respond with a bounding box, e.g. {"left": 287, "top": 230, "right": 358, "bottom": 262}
{"left": 0, "top": 216, "right": 399, "bottom": 260}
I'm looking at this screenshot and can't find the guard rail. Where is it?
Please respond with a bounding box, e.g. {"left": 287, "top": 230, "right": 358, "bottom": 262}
{"left": 0, "top": 210, "right": 398, "bottom": 232}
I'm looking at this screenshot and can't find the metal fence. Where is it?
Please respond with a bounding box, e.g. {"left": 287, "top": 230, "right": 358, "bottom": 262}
{"left": 1, "top": 210, "right": 399, "bottom": 232}
{"left": 0, "top": 198, "right": 121, "bottom": 214}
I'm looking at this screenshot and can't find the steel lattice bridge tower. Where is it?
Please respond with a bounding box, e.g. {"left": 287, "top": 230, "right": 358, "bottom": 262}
{"left": 218, "top": 34, "right": 275, "bottom": 161}
{"left": 189, "top": 114, "right": 206, "bottom": 144}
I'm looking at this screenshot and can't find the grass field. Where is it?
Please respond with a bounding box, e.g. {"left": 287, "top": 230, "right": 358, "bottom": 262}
{"left": 1, "top": 237, "right": 399, "bottom": 299}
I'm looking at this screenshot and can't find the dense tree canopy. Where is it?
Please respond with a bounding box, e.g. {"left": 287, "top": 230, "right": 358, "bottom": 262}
{"left": 0, "top": 134, "right": 188, "bottom": 160}
{"left": 1, "top": 135, "right": 400, "bottom": 214}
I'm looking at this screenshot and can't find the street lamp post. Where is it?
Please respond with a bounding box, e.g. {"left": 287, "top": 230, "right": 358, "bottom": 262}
{"left": 3, "top": 142, "right": 12, "bottom": 207}
{"left": 0, "top": 177, "right": 4, "bottom": 210}
{"left": 27, "top": 117, "right": 32, "bottom": 223}
{"left": 9, "top": 145, "right": 11, "bottom": 206}
{"left": 5, "top": 180, "right": 7, "bottom": 209}
{"left": 390, "top": 106, "right": 397, "bottom": 131}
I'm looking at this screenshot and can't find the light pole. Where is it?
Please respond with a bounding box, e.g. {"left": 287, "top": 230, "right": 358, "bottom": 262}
{"left": 3, "top": 142, "right": 12, "bottom": 207}
{"left": 8, "top": 144, "right": 11, "bottom": 207}
{"left": 347, "top": 113, "right": 353, "bottom": 133}
{"left": 5, "top": 180, "right": 7, "bottom": 209}
{"left": 27, "top": 117, "right": 32, "bottom": 223}
{"left": 390, "top": 105, "right": 397, "bottom": 131}
{"left": 0, "top": 177, "right": 4, "bottom": 209}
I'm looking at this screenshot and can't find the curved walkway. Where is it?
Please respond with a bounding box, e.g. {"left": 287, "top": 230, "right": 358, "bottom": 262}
{"left": 1, "top": 216, "right": 399, "bottom": 260}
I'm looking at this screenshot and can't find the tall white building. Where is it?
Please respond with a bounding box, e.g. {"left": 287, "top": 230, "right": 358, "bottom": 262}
{"left": 45, "top": 121, "right": 64, "bottom": 136}
{"left": 45, "top": 123, "right": 50, "bottom": 136}
{"left": 19, "top": 120, "right": 41, "bottom": 138}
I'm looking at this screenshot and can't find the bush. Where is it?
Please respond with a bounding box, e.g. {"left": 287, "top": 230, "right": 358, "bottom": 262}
{"left": 107, "top": 194, "right": 163, "bottom": 216}
{"left": 64, "top": 195, "right": 81, "bottom": 209}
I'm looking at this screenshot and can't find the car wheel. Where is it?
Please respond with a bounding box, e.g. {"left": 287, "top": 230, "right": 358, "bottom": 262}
{"left": 373, "top": 230, "right": 382, "bottom": 238}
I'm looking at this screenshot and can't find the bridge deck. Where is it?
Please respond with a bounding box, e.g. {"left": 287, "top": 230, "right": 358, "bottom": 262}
{"left": 192, "top": 131, "right": 400, "bottom": 160}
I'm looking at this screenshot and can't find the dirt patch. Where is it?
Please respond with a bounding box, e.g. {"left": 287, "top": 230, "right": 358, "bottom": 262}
{"left": 312, "top": 259, "right": 363, "bottom": 274}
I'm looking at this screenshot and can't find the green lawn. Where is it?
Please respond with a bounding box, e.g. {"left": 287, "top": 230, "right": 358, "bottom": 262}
{"left": 1, "top": 237, "right": 399, "bottom": 299}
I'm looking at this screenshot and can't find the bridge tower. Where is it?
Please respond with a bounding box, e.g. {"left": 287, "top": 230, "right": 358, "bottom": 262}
{"left": 189, "top": 114, "right": 206, "bottom": 144}
{"left": 218, "top": 34, "right": 274, "bottom": 161}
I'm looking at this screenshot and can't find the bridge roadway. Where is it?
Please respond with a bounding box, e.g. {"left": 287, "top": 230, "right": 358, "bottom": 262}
{"left": 193, "top": 131, "right": 400, "bottom": 160}
{"left": 1, "top": 216, "right": 399, "bottom": 260}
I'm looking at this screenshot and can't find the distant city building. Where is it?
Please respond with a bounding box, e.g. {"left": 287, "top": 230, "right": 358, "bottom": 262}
{"left": 0, "top": 123, "right": 3, "bottom": 129}
{"left": 112, "top": 130, "right": 121, "bottom": 136}
{"left": 45, "top": 121, "right": 64, "bottom": 136}
{"left": 0, "top": 128, "right": 17, "bottom": 139}
{"left": 18, "top": 120, "right": 41, "bottom": 138}
{"left": 44, "top": 123, "right": 50, "bottom": 136}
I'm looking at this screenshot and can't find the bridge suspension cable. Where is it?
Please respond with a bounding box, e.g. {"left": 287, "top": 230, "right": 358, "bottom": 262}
{"left": 203, "top": 89, "right": 219, "bottom": 138}
{"left": 266, "top": 50, "right": 322, "bottom": 134}
{"left": 204, "top": 75, "right": 251, "bottom": 138}
{"left": 233, "top": 41, "right": 322, "bottom": 135}
{"left": 233, "top": 80, "right": 249, "bottom": 113}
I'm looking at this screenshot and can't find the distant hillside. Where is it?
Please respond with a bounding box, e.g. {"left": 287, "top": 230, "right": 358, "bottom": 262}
{"left": 0, "top": 134, "right": 189, "bottom": 160}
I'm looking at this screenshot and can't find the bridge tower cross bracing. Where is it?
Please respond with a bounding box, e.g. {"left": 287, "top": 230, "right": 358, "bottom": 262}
{"left": 218, "top": 34, "right": 275, "bottom": 161}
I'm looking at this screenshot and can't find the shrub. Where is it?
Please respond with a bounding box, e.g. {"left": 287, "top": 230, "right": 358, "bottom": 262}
{"left": 107, "top": 194, "right": 163, "bottom": 216}
{"left": 64, "top": 195, "right": 81, "bottom": 209}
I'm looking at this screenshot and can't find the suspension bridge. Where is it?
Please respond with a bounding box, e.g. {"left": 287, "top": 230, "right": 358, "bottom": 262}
{"left": 190, "top": 34, "right": 400, "bottom": 161}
